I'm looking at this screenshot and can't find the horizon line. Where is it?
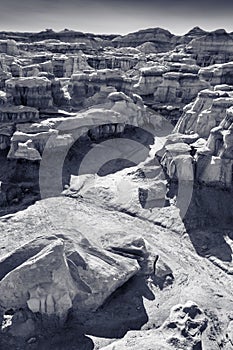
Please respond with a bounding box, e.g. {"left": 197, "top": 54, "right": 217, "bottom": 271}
{"left": 0, "top": 25, "right": 232, "bottom": 38}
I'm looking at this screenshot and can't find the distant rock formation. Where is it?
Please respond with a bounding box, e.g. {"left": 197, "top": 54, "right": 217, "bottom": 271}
{"left": 5, "top": 77, "right": 54, "bottom": 109}
{"left": 186, "top": 29, "right": 233, "bottom": 66}
{"left": 112, "top": 28, "right": 177, "bottom": 52}
{"left": 175, "top": 87, "right": 233, "bottom": 138}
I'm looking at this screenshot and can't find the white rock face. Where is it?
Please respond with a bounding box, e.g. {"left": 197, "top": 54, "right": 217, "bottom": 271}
{"left": 0, "top": 40, "right": 18, "bottom": 55}
{"left": 0, "top": 234, "right": 139, "bottom": 322}
{"left": 133, "top": 65, "right": 166, "bottom": 95}
{"left": 199, "top": 62, "right": 233, "bottom": 86}
{"left": 175, "top": 88, "right": 233, "bottom": 138}
{"left": 68, "top": 69, "right": 127, "bottom": 107}
{"left": 160, "top": 143, "right": 194, "bottom": 181}
{"left": 14, "top": 140, "right": 42, "bottom": 161}
{"left": 7, "top": 92, "right": 153, "bottom": 160}
{"left": 0, "top": 26, "right": 233, "bottom": 349}
{"left": 154, "top": 72, "right": 209, "bottom": 105}
{"left": 0, "top": 239, "right": 76, "bottom": 321}
{"left": 197, "top": 156, "right": 233, "bottom": 187}
{"left": 5, "top": 77, "right": 54, "bottom": 109}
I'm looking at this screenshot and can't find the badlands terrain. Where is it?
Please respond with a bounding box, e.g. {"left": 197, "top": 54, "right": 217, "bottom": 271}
{"left": 0, "top": 27, "right": 232, "bottom": 349}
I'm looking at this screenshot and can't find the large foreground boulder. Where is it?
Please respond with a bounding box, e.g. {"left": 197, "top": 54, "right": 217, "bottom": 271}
{"left": 0, "top": 233, "right": 139, "bottom": 326}
{"left": 0, "top": 239, "right": 77, "bottom": 322}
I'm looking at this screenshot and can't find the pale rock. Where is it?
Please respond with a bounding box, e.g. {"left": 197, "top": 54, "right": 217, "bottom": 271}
{"left": 199, "top": 62, "right": 233, "bottom": 86}
{"left": 107, "top": 91, "right": 132, "bottom": 102}
{"left": 13, "top": 139, "right": 42, "bottom": 161}
{"left": 133, "top": 65, "right": 167, "bottom": 95}
{"left": 154, "top": 72, "right": 209, "bottom": 105}
{"left": 68, "top": 69, "right": 126, "bottom": 107}
{"left": 197, "top": 156, "right": 233, "bottom": 187}
{"left": 175, "top": 88, "right": 233, "bottom": 138}
{"left": 186, "top": 29, "right": 233, "bottom": 66}
{"left": 0, "top": 233, "right": 140, "bottom": 320}
{"left": 0, "top": 40, "right": 18, "bottom": 55}
{"left": 5, "top": 77, "right": 54, "bottom": 109}
{"left": 136, "top": 41, "right": 158, "bottom": 53}
{"left": 139, "top": 181, "right": 167, "bottom": 209}
{"left": 160, "top": 143, "right": 194, "bottom": 181}
{"left": 0, "top": 239, "right": 77, "bottom": 321}
{"left": 0, "top": 105, "right": 39, "bottom": 123}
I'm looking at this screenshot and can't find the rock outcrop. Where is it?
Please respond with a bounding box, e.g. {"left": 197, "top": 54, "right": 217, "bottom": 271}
{"left": 185, "top": 29, "right": 233, "bottom": 66}
{"left": 5, "top": 77, "right": 54, "bottom": 109}
{"left": 112, "top": 28, "right": 177, "bottom": 52}
{"left": 68, "top": 69, "right": 129, "bottom": 107}
{"left": 0, "top": 233, "right": 139, "bottom": 325}
{"left": 174, "top": 88, "right": 233, "bottom": 138}
{"left": 0, "top": 40, "right": 18, "bottom": 56}
{"left": 199, "top": 62, "right": 233, "bottom": 86}
{"left": 153, "top": 72, "right": 208, "bottom": 105}
{"left": 6, "top": 91, "right": 153, "bottom": 161}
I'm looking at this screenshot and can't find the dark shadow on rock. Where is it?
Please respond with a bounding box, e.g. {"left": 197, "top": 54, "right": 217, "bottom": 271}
{"left": 36, "top": 328, "right": 94, "bottom": 350}
{"left": 151, "top": 273, "right": 174, "bottom": 290}
{"left": 182, "top": 184, "right": 233, "bottom": 263}
{"left": 0, "top": 151, "right": 41, "bottom": 218}
{"left": 187, "top": 229, "right": 232, "bottom": 262}
{"left": 0, "top": 314, "right": 94, "bottom": 350}
{"left": 98, "top": 158, "right": 136, "bottom": 176}
{"left": 62, "top": 124, "right": 154, "bottom": 187}
{"left": 69, "top": 275, "right": 154, "bottom": 339}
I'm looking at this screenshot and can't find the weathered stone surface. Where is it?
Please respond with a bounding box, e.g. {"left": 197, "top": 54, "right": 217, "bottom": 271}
{"left": 5, "top": 77, "right": 54, "bottom": 109}
{"left": 133, "top": 65, "right": 167, "bottom": 96}
{"left": 185, "top": 29, "right": 233, "bottom": 66}
{"left": 0, "top": 239, "right": 76, "bottom": 321}
{"left": 7, "top": 92, "right": 153, "bottom": 160}
{"left": 100, "top": 301, "right": 208, "bottom": 350}
{"left": 154, "top": 72, "right": 209, "bottom": 105}
{"left": 0, "top": 25, "right": 233, "bottom": 350}
{"left": 0, "top": 40, "right": 18, "bottom": 55}
{"left": 175, "top": 88, "right": 233, "bottom": 138}
{"left": 0, "top": 233, "right": 139, "bottom": 323}
{"left": 68, "top": 69, "right": 128, "bottom": 107}
{"left": 0, "top": 105, "right": 39, "bottom": 123}
{"left": 199, "top": 62, "right": 233, "bottom": 86}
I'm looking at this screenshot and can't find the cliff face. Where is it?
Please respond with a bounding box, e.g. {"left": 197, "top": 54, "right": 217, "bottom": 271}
{"left": 185, "top": 30, "right": 233, "bottom": 66}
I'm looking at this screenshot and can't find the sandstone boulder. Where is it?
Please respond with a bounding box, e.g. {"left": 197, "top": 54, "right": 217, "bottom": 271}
{"left": 0, "top": 239, "right": 76, "bottom": 322}
{"left": 0, "top": 234, "right": 139, "bottom": 323}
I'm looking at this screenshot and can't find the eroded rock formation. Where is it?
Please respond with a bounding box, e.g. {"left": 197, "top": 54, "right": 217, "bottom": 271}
{"left": 0, "top": 26, "right": 232, "bottom": 350}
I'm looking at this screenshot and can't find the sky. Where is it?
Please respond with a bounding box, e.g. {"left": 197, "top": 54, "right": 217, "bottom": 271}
{"left": 0, "top": 0, "right": 232, "bottom": 35}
